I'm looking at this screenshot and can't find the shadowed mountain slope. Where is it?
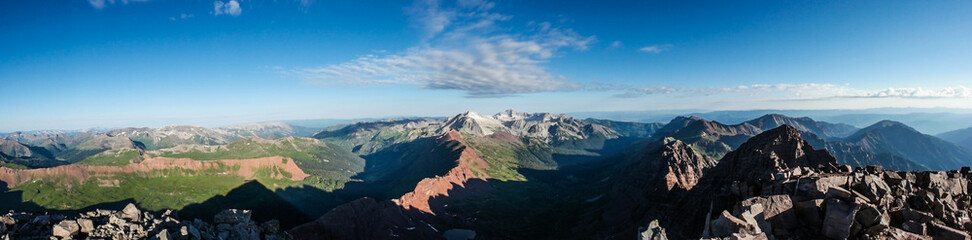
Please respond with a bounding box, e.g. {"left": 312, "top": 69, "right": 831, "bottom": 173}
{"left": 938, "top": 127, "right": 972, "bottom": 151}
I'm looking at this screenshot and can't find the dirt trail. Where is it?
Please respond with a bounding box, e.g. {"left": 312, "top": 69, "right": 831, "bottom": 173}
{"left": 0, "top": 156, "right": 309, "bottom": 188}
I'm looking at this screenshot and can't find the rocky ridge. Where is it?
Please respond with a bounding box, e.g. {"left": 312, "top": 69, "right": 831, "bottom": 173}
{"left": 653, "top": 125, "right": 972, "bottom": 239}
{"left": 0, "top": 203, "right": 288, "bottom": 240}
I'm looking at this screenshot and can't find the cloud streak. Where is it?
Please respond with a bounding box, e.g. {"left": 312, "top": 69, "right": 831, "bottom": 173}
{"left": 639, "top": 44, "right": 672, "bottom": 53}
{"left": 290, "top": 0, "right": 594, "bottom": 97}
{"left": 856, "top": 87, "right": 972, "bottom": 99}
{"left": 604, "top": 83, "right": 972, "bottom": 101}
{"left": 169, "top": 13, "right": 194, "bottom": 21}
{"left": 88, "top": 0, "right": 148, "bottom": 9}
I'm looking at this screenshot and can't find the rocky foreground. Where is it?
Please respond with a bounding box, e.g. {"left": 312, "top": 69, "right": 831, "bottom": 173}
{"left": 0, "top": 204, "right": 289, "bottom": 240}
{"left": 647, "top": 125, "right": 972, "bottom": 239}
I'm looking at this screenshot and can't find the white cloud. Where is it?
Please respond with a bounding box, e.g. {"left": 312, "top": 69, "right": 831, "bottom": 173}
{"left": 88, "top": 0, "right": 149, "bottom": 9}
{"left": 607, "top": 83, "right": 855, "bottom": 98}
{"left": 858, "top": 87, "right": 972, "bottom": 98}
{"left": 639, "top": 44, "right": 672, "bottom": 53}
{"left": 606, "top": 83, "right": 972, "bottom": 102}
{"left": 610, "top": 41, "right": 623, "bottom": 48}
{"left": 214, "top": 0, "right": 242, "bottom": 17}
{"left": 291, "top": 0, "right": 594, "bottom": 97}
{"left": 170, "top": 13, "right": 194, "bottom": 21}
{"left": 89, "top": 0, "right": 106, "bottom": 9}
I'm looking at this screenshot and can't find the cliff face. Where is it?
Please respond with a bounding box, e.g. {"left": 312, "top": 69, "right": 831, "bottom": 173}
{"left": 590, "top": 137, "right": 718, "bottom": 237}
{"left": 657, "top": 139, "right": 716, "bottom": 191}
{"left": 288, "top": 131, "right": 489, "bottom": 240}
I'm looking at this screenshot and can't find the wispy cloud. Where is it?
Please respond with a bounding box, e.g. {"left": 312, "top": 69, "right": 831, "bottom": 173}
{"left": 639, "top": 44, "right": 672, "bottom": 53}
{"left": 603, "top": 83, "right": 972, "bottom": 101}
{"left": 610, "top": 41, "right": 623, "bottom": 48}
{"left": 854, "top": 87, "right": 972, "bottom": 99}
{"left": 214, "top": 0, "right": 242, "bottom": 17}
{"left": 87, "top": 0, "right": 148, "bottom": 9}
{"left": 289, "top": 0, "right": 594, "bottom": 97}
{"left": 169, "top": 13, "right": 194, "bottom": 21}
{"left": 603, "top": 83, "right": 854, "bottom": 98}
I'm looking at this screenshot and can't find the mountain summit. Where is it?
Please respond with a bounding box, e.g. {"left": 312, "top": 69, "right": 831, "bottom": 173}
{"left": 842, "top": 120, "right": 972, "bottom": 170}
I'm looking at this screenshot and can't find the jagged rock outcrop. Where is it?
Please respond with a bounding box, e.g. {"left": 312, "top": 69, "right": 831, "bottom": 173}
{"left": 586, "top": 137, "right": 718, "bottom": 238}
{"left": 0, "top": 204, "right": 288, "bottom": 240}
{"left": 658, "top": 125, "right": 972, "bottom": 239}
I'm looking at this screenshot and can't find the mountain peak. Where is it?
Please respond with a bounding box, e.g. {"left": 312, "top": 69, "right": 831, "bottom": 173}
{"left": 443, "top": 111, "right": 505, "bottom": 136}
{"left": 753, "top": 124, "right": 802, "bottom": 141}
{"left": 871, "top": 120, "right": 912, "bottom": 129}
{"left": 719, "top": 124, "right": 838, "bottom": 178}
{"left": 853, "top": 120, "right": 921, "bottom": 138}
{"left": 679, "top": 116, "right": 705, "bottom": 121}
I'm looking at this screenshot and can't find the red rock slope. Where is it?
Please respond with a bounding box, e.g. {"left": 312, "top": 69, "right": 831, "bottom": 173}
{"left": 0, "top": 156, "right": 309, "bottom": 188}
{"left": 289, "top": 130, "right": 490, "bottom": 240}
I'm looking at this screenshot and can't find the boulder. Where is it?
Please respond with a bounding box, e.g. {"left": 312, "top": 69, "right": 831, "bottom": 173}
{"left": 52, "top": 220, "right": 80, "bottom": 238}
{"left": 710, "top": 211, "right": 759, "bottom": 237}
{"left": 886, "top": 227, "right": 933, "bottom": 240}
{"left": 917, "top": 172, "right": 948, "bottom": 189}
{"left": 805, "top": 176, "right": 851, "bottom": 199}
{"left": 735, "top": 195, "right": 798, "bottom": 235}
{"left": 793, "top": 199, "right": 824, "bottom": 231}
{"left": 77, "top": 218, "right": 94, "bottom": 233}
{"left": 892, "top": 208, "right": 935, "bottom": 224}
{"left": 737, "top": 203, "right": 769, "bottom": 235}
{"left": 826, "top": 187, "right": 854, "bottom": 201}
{"left": 261, "top": 219, "right": 280, "bottom": 233}
{"left": 187, "top": 224, "right": 202, "bottom": 239}
{"left": 854, "top": 175, "right": 890, "bottom": 203}
{"left": 152, "top": 230, "right": 171, "bottom": 240}
{"left": 639, "top": 220, "right": 668, "bottom": 240}
{"left": 928, "top": 222, "right": 971, "bottom": 240}
{"left": 822, "top": 198, "right": 860, "bottom": 239}
{"left": 0, "top": 215, "right": 14, "bottom": 225}
{"left": 885, "top": 171, "right": 905, "bottom": 185}
{"left": 214, "top": 209, "right": 251, "bottom": 225}
{"left": 855, "top": 204, "right": 883, "bottom": 227}
{"left": 120, "top": 203, "right": 142, "bottom": 221}
{"left": 32, "top": 215, "right": 51, "bottom": 225}
{"left": 729, "top": 232, "right": 769, "bottom": 240}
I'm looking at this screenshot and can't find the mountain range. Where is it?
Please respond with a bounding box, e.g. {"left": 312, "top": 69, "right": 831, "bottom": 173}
{"left": 1, "top": 110, "right": 972, "bottom": 239}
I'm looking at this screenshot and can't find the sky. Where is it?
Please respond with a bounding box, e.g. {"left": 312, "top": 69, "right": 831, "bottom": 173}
{"left": 1, "top": 0, "right": 971, "bottom": 131}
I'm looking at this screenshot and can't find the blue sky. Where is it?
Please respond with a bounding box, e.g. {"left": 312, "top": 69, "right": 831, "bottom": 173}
{"left": 1, "top": 0, "right": 971, "bottom": 131}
